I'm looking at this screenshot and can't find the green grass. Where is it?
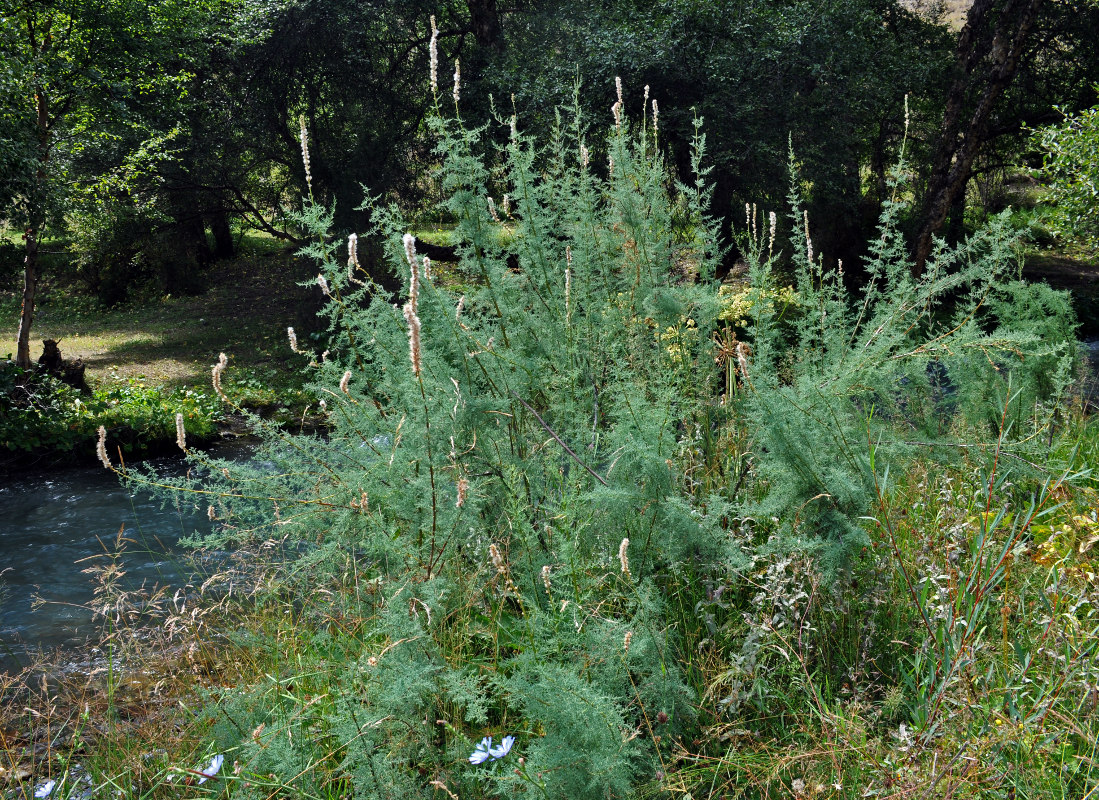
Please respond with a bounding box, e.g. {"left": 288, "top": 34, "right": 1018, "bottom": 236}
{"left": 1, "top": 234, "right": 317, "bottom": 400}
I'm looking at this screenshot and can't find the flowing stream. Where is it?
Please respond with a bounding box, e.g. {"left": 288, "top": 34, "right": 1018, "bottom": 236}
{"left": 0, "top": 448, "right": 244, "bottom": 673}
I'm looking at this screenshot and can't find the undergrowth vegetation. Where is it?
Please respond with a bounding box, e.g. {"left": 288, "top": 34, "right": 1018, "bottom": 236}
{"left": 0, "top": 365, "right": 221, "bottom": 460}
{"left": 3, "top": 81, "right": 1098, "bottom": 800}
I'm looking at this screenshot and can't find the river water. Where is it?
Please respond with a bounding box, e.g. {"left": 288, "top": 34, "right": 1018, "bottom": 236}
{"left": 0, "top": 452, "right": 228, "bottom": 673}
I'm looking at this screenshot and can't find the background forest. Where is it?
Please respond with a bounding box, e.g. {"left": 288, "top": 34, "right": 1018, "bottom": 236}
{"left": 4, "top": 1, "right": 1099, "bottom": 799}
{"left": 2, "top": 0, "right": 1099, "bottom": 315}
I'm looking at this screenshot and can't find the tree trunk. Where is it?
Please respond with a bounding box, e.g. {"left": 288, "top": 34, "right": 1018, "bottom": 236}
{"left": 15, "top": 229, "right": 39, "bottom": 368}
{"left": 161, "top": 195, "right": 211, "bottom": 295}
{"left": 15, "top": 53, "right": 51, "bottom": 369}
{"left": 467, "top": 0, "right": 503, "bottom": 50}
{"left": 912, "top": 0, "right": 1042, "bottom": 275}
{"left": 209, "top": 205, "right": 235, "bottom": 260}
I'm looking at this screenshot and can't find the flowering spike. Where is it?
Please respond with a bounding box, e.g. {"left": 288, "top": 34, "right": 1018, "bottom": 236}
{"left": 96, "top": 425, "right": 111, "bottom": 469}
{"left": 348, "top": 233, "right": 363, "bottom": 284}
{"left": 429, "top": 15, "right": 438, "bottom": 94}
{"left": 403, "top": 301, "right": 422, "bottom": 378}
{"left": 299, "top": 115, "right": 311, "bottom": 189}
{"left": 804, "top": 209, "right": 813, "bottom": 265}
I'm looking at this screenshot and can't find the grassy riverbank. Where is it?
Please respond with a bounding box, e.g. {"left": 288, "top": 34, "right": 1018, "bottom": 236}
{"left": 1, "top": 236, "right": 322, "bottom": 468}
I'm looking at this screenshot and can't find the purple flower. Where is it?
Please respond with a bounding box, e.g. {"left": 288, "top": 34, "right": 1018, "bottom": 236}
{"left": 469, "top": 737, "right": 493, "bottom": 765}
{"left": 470, "top": 734, "right": 516, "bottom": 765}
{"left": 488, "top": 735, "right": 515, "bottom": 759}
{"left": 197, "top": 754, "right": 224, "bottom": 784}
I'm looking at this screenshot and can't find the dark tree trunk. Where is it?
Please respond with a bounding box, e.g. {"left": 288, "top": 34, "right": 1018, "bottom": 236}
{"left": 912, "top": 0, "right": 1043, "bottom": 275}
{"left": 467, "top": 0, "right": 503, "bottom": 50}
{"left": 209, "top": 206, "right": 235, "bottom": 260}
{"left": 161, "top": 197, "right": 211, "bottom": 295}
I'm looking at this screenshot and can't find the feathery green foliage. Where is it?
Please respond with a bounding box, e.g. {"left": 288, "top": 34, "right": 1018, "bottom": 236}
{"left": 113, "top": 89, "right": 1087, "bottom": 799}
{"left": 735, "top": 154, "right": 1076, "bottom": 574}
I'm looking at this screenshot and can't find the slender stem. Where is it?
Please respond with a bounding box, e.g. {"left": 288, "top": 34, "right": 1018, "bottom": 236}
{"left": 510, "top": 392, "right": 607, "bottom": 486}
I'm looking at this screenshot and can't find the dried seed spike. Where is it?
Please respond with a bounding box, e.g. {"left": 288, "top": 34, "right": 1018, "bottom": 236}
{"left": 299, "top": 115, "right": 311, "bottom": 189}
{"left": 804, "top": 209, "right": 813, "bottom": 265}
{"left": 618, "top": 537, "right": 631, "bottom": 579}
{"left": 429, "top": 15, "right": 438, "bottom": 94}
{"left": 96, "top": 425, "right": 112, "bottom": 469}
{"left": 340, "top": 370, "right": 352, "bottom": 394}
{"left": 212, "top": 352, "right": 228, "bottom": 401}
{"left": 347, "top": 233, "right": 363, "bottom": 284}
{"left": 403, "top": 301, "right": 422, "bottom": 378}
{"left": 489, "top": 543, "right": 505, "bottom": 576}
{"left": 403, "top": 233, "right": 420, "bottom": 312}
{"left": 736, "top": 342, "right": 751, "bottom": 383}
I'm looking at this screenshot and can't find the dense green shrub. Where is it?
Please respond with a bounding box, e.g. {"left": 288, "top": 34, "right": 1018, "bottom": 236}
{"left": 136, "top": 86, "right": 1079, "bottom": 798}
{"left": 736, "top": 166, "right": 1077, "bottom": 573}
{"left": 1035, "top": 95, "right": 1099, "bottom": 246}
